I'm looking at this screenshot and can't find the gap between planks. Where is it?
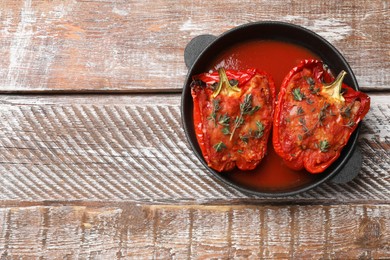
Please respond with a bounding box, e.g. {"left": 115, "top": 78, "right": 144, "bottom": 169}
{"left": 0, "top": 86, "right": 387, "bottom": 95}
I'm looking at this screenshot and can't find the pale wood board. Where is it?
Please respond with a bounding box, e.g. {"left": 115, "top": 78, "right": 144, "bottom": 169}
{"left": 0, "top": 0, "right": 388, "bottom": 92}
{"left": 0, "top": 204, "right": 389, "bottom": 259}
{"left": 0, "top": 94, "right": 388, "bottom": 203}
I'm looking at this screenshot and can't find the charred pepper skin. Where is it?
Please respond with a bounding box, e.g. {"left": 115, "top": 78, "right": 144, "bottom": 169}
{"left": 191, "top": 68, "right": 276, "bottom": 172}
{"left": 273, "top": 59, "right": 370, "bottom": 174}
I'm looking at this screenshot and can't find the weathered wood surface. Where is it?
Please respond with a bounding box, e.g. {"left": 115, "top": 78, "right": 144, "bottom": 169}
{"left": 0, "top": 204, "right": 389, "bottom": 259}
{"left": 0, "top": 0, "right": 389, "bottom": 92}
{"left": 0, "top": 0, "right": 389, "bottom": 257}
{"left": 0, "top": 94, "right": 388, "bottom": 203}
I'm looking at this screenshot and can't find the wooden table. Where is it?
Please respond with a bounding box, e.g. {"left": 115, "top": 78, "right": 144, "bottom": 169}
{"left": 0, "top": 1, "right": 389, "bottom": 259}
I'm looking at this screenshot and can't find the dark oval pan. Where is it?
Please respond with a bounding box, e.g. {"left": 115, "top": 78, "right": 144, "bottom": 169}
{"left": 181, "top": 21, "right": 362, "bottom": 196}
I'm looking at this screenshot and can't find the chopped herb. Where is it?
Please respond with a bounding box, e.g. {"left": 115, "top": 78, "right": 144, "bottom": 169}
{"left": 249, "top": 105, "right": 261, "bottom": 115}
{"left": 237, "top": 149, "right": 244, "bottom": 154}
{"left": 318, "top": 103, "right": 330, "bottom": 126}
{"left": 222, "top": 127, "right": 230, "bottom": 135}
{"left": 309, "top": 84, "right": 320, "bottom": 95}
{"left": 230, "top": 94, "right": 258, "bottom": 141}
{"left": 311, "top": 107, "right": 316, "bottom": 113}
{"left": 208, "top": 99, "right": 221, "bottom": 126}
{"left": 240, "top": 134, "right": 249, "bottom": 144}
{"left": 298, "top": 134, "right": 303, "bottom": 141}
{"left": 297, "top": 106, "right": 304, "bottom": 115}
{"left": 344, "top": 120, "right": 355, "bottom": 128}
{"left": 306, "top": 98, "right": 314, "bottom": 105}
{"left": 306, "top": 76, "right": 315, "bottom": 87}
{"left": 213, "top": 141, "right": 226, "bottom": 152}
{"left": 341, "top": 106, "right": 352, "bottom": 118}
{"left": 292, "top": 88, "right": 305, "bottom": 101}
{"left": 241, "top": 94, "right": 260, "bottom": 115}
{"left": 285, "top": 117, "right": 291, "bottom": 123}
{"left": 254, "top": 121, "right": 265, "bottom": 139}
{"left": 218, "top": 114, "right": 230, "bottom": 126}
{"left": 319, "top": 140, "right": 330, "bottom": 153}
{"left": 299, "top": 117, "right": 310, "bottom": 134}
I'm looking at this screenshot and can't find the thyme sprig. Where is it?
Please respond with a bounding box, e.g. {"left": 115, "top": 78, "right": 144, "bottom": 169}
{"left": 208, "top": 99, "right": 221, "bottom": 126}
{"left": 218, "top": 114, "right": 230, "bottom": 126}
{"left": 254, "top": 121, "right": 265, "bottom": 139}
{"left": 230, "top": 94, "right": 260, "bottom": 141}
{"left": 239, "top": 120, "right": 265, "bottom": 144}
{"left": 318, "top": 103, "right": 330, "bottom": 126}
{"left": 319, "top": 140, "right": 330, "bottom": 153}
{"left": 213, "top": 141, "right": 226, "bottom": 152}
{"left": 298, "top": 117, "right": 311, "bottom": 135}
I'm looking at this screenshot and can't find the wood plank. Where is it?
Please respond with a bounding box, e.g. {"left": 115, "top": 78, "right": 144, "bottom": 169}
{"left": 0, "top": 204, "right": 389, "bottom": 259}
{"left": 0, "top": 0, "right": 388, "bottom": 92}
{"left": 0, "top": 94, "right": 388, "bottom": 203}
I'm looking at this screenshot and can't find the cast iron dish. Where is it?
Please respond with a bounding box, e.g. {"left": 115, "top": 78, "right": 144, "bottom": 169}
{"left": 181, "top": 21, "right": 362, "bottom": 196}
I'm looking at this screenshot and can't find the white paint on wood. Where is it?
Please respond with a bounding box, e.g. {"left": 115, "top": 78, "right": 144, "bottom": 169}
{"left": 5, "top": 0, "right": 35, "bottom": 89}
{"left": 112, "top": 6, "right": 129, "bottom": 16}
{"left": 283, "top": 15, "right": 353, "bottom": 42}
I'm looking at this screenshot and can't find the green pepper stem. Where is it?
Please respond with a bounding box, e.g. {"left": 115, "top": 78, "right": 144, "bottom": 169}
{"left": 321, "top": 70, "right": 347, "bottom": 102}
{"left": 212, "top": 68, "right": 241, "bottom": 98}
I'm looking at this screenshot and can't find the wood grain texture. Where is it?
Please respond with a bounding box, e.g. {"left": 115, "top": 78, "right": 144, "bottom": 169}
{"left": 0, "top": 94, "right": 388, "bottom": 203}
{"left": 0, "top": 0, "right": 388, "bottom": 92}
{"left": 0, "top": 204, "right": 389, "bottom": 259}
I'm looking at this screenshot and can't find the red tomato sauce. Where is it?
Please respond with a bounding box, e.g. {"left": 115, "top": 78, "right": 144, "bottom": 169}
{"left": 210, "top": 40, "right": 320, "bottom": 190}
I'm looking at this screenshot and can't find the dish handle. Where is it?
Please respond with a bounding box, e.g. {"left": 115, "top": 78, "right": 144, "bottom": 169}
{"left": 184, "top": 34, "right": 217, "bottom": 69}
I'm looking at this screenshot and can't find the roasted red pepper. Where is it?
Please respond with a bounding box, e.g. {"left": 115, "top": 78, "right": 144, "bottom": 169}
{"left": 191, "top": 68, "right": 276, "bottom": 172}
{"left": 273, "top": 59, "right": 370, "bottom": 173}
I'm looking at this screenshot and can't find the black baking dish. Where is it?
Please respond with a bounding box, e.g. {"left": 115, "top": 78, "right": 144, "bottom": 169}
{"left": 181, "top": 21, "right": 363, "bottom": 196}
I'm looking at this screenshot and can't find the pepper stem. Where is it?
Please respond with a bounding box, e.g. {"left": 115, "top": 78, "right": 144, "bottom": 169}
{"left": 212, "top": 68, "right": 241, "bottom": 98}
{"left": 321, "top": 70, "right": 347, "bottom": 102}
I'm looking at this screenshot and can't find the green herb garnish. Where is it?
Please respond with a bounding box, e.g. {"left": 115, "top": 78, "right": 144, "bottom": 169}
{"left": 222, "top": 127, "right": 230, "bottom": 135}
{"left": 341, "top": 106, "right": 352, "bottom": 118}
{"left": 230, "top": 94, "right": 259, "bottom": 141}
{"left": 318, "top": 103, "right": 330, "bottom": 126}
{"left": 254, "top": 121, "right": 265, "bottom": 139}
{"left": 218, "top": 114, "right": 230, "bottom": 126}
{"left": 292, "top": 88, "right": 305, "bottom": 101}
{"left": 299, "top": 117, "right": 310, "bottom": 135}
{"left": 208, "top": 99, "right": 220, "bottom": 126}
{"left": 239, "top": 134, "right": 249, "bottom": 144}
{"left": 297, "top": 106, "right": 304, "bottom": 115}
{"left": 319, "top": 140, "right": 330, "bottom": 153}
{"left": 213, "top": 141, "right": 226, "bottom": 152}
{"left": 344, "top": 120, "right": 355, "bottom": 128}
